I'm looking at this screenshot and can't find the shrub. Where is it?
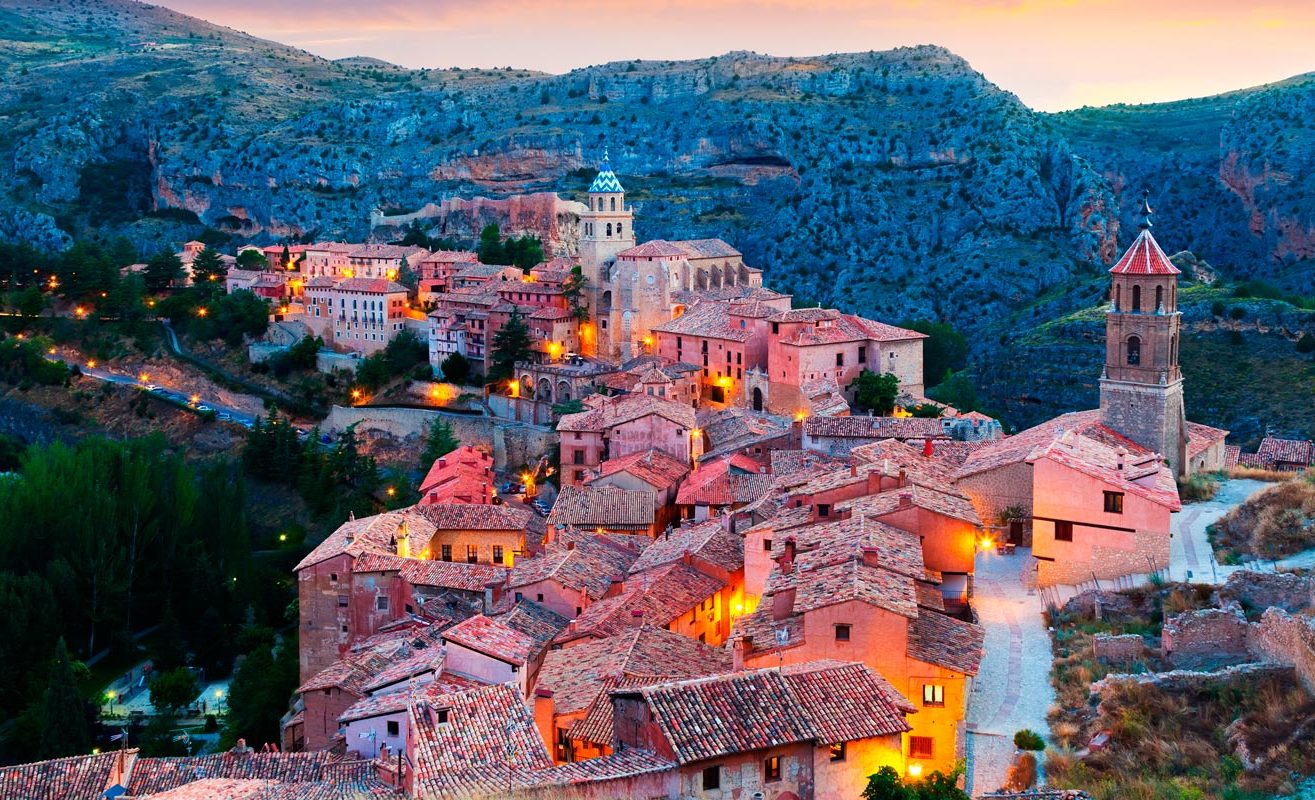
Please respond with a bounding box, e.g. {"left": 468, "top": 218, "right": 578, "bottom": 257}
{"left": 1014, "top": 729, "right": 1046, "bottom": 751}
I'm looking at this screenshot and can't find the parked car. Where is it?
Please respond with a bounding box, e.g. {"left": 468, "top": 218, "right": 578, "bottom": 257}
{"left": 196, "top": 404, "right": 212, "bottom": 413}
{"left": 217, "top": 411, "right": 232, "bottom": 421}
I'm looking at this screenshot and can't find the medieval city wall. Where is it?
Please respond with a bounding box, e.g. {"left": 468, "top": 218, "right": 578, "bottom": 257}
{"left": 323, "top": 405, "right": 557, "bottom": 470}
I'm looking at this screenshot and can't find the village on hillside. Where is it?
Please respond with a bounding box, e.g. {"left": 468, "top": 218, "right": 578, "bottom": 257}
{"left": 10, "top": 157, "right": 1315, "bottom": 800}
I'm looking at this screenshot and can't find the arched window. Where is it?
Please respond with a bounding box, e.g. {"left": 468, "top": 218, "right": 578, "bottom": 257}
{"left": 1127, "top": 335, "right": 1141, "bottom": 366}
{"left": 1115, "top": 285, "right": 1121, "bottom": 311}
{"left": 1132, "top": 285, "right": 1141, "bottom": 312}
{"left": 1155, "top": 285, "right": 1164, "bottom": 311}
{"left": 606, "top": 223, "right": 613, "bottom": 237}
{"left": 1170, "top": 334, "right": 1178, "bottom": 366}
{"left": 610, "top": 197, "right": 616, "bottom": 211}
{"left": 617, "top": 223, "right": 623, "bottom": 236}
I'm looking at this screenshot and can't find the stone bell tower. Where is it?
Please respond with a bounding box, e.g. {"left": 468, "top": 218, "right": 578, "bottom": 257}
{"left": 578, "top": 149, "right": 634, "bottom": 358}
{"left": 1099, "top": 192, "right": 1189, "bottom": 476}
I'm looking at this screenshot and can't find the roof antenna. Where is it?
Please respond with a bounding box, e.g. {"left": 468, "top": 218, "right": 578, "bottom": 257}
{"left": 1139, "top": 190, "right": 1153, "bottom": 230}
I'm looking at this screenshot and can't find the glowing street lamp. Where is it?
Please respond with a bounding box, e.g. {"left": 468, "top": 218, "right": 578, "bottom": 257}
{"left": 138, "top": 372, "right": 150, "bottom": 383}
{"left": 196, "top": 307, "right": 208, "bottom": 318}
{"left": 907, "top": 763, "right": 923, "bottom": 779}
{"left": 189, "top": 395, "right": 201, "bottom": 406}
{"left": 86, "top": 359, "right": 96, "bottom": 369}
{"left": 386, "top": 486, "right": 397, "bottom": 497}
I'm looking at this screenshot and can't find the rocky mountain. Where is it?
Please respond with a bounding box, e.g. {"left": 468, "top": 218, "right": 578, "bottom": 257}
{"left": 1, "top": 0, "right": 1312, "bottom": 437}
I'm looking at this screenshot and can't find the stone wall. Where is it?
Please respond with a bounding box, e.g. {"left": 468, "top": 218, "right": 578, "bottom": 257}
{"left": 1161, "top": 607, "right": 1251, "bottom": 669}
{"left": 322, "top": 405, "right": 557, "bottom": 471}
{"left": 1220, "top": 570, "right": 1315, "bottom": 615}
{"left": 1092, "top": 662, "right": 1294, "bottom": 695}
{"left": 1247, "top": 607, "right": 1315, "bottom": 694}
{"left": 1093, "top": 633, "right": 1146, "bottom": 665}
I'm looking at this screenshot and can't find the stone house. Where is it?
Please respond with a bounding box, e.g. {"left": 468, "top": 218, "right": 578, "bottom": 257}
{"left": 587, "top": 448, "right": 690, "bottom": 533}
{"left": 556, "top": 394, "right": 697, "bottom": 487}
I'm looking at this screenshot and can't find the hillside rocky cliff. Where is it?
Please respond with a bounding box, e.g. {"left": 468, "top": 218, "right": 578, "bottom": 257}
{"left": 2, "top": 0, "right": 1313, "bottom": 436}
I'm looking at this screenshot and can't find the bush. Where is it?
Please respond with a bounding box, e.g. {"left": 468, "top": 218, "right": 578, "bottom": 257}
{"left": 1179, "top": 473, "right": 1220, "bottom": 503}
{"left": 1014, "top": 728, "right": 1046, "bottom": 751}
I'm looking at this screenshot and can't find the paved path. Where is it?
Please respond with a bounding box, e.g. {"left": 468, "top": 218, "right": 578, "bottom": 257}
{"left": 965, "top": 547, "right": 1054, "bottom": 796}
{"left": 1169, "top": 478, "right": 1273, "bottom": 584}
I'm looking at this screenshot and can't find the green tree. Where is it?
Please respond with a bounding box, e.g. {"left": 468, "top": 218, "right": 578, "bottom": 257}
{"left": 850, "top": 370, "right": 900, "bottom": 415}
{"left": 383, "top": 329, "right": 426, "bottom": 375}
{"left": 109, "top": 237, "right": 139, "bottom": 270}
{"left": 235, "top": 249, "right": 267, "bottom": 270}
{"left": 477, "top": 224, "right": 505, "bottom": 265}
{"left": 902, "top": 319, "right": 967, "bottom": 389}
{"left": 860, "top": 765, "right": 969, "bottom": 800}
{"left": 440, "top": 352, "right": 472, "bottom": 385}
{"left": 17, "top": 285, "right": 44, "bottom": 318}
{"left": 420, "top": 417, "right": 460, "bottom": 467}
{"left": 144, "top": 250, "right": 184, "bottom": 291}
{"left": 928, "top": 370, "right": 979, "bottom": 413}
{"left": 105, "top": 273, "right": 146, "bottom": 321}
{"left": 396, "top": 255, "right": 419, "bottom": 292}
{"left": 1297, "top": 332, "right": 1315, "bottom": 354}
{"left": 190, "top": 247, "right": 227, "bottom": 289}
{"left": 39, "top": 638, "right": 90, "bottom": 758}
{"left": 221, "top": 637, "right": 297, "bottom": 749}
{"left": 490, "top": 309, "right": 532, "bottom": 382}
{"left": 149, "top": 667, "right": 200, "bottom": 715}
{"left": 279, "top": 244, "right": 292, "bottom": 271}
{"left": 562, "top": 265, "right": 590, "bottom": 322}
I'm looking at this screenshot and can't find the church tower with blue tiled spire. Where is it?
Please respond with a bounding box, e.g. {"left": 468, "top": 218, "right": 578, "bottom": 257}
{"left": 578, "top": 149, "right": 634, "bottom": 358}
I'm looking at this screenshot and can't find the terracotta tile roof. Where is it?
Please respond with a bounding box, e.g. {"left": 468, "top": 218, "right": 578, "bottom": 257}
{"left": 593, "top": 448, "right": 690, "bottom": 491}
{"left": 403, "top": 559, "right": 508, "bottom": 592}
{"left": 360, "top": 642, "right": 447, "bottom": 694}
{"left": 805, "top": 415, "right": 945, "bottom": 440}
{"left": 555, "top": 392, "right": 696, "bottom": 433}
{"left": 915, "top": 580, "right": 947, "bottom": 611}
{"left": 770, "top": 449, "right": 843, "bottom": 477}
{"left": 769, "top": 310, "right": 925, "bottom": 345}
{"left": 955, "top": 409, "right": 1148, "bottom": 480}
{"left": 1109, "top": 227, "right": 1181, "bottom": 275}
{"left": 557, "top": 562, "right": 727, "bottom": 642}
{"left": 409, "top": 684, "right": 552, "bottom": 797}
{"left": 295, "top": 510, "right": 437, "bottom": 572}
{"left": 801, "top": 376, "right": 852, "bottom": 417}
{"left": 527, "top": 306, "right": 574, "bottom": 321}
{"left": 349, "top": 244, "right": 429, "bottom": 260}
{"left": 651, "top": 300, "right": 752, "bottom": 342}
{"left": 549, "top": 485, "right": 656, "bottom": 530}
{"left": 334, "top": 277, "right": 409, "bottom": 294}
{"left": 509, "top": 535, "right": 645, "bottom": 600}
{"left": 778, "top": 517, "right": 928, "bottom": 583}
{"left": 341, "top": 675, "right": 483, "bottom": 723}
{"left": 516, "top": 749, "right": 675, "bottom": 792}
{"left": 568, "top": 675, "right": 683, "bottom": 745}
{"left": 839, "top": 482, "right": 984, "bottom": 527}
{"left": 848, "top": 438, "right": 961, "bottom": 487}
{"left": 442, "top": 614, "right": 540, "bottom": 665}
{"left": 628, "top": 519, "right": 743, "bottom": 575}
{"left": 0, "top": 751, "right": 124, "bottom": 800}
{"left": 907, "top": 608, "right": 985, "bottom": 675}
{"left": 1186, "top": 421, "right": 1230, "bottom": 459}
{"left": 630, "top": 661, "right": 911, "bottom": 763}
{"left": 126, "top": 752, "right": 362, "bottom": 794}
{"left": 417, "top": 250, "right": 479, "bottom": 264}
{"left": 297, "top": 628, "right": 444, "bottom": 696}
{"left": 1026, "top": 432, "right": 1181, "bottom": 511}
{"left": 767, "top": 539, "right": 920, "bottom": 620}
{"left": 1256, "top": 436, "right": 1313, "bottom": 466}
{"left": 616, "top": 240, "right": 688, "bottom": 259}
{"left": 671, "top": 239, "right": 742, "bottom": 259}
{"left": 1224, "top": 445, "right": 1241, "bottom": 470}
{"left": 536, "top": 624, "right": 731, "bottom": 718}
{"left": 493, "top": 600, "right": 571, "bottom": 653}
{"left": 417, "top": 446, "right": 493, "bottom": 503}
{"left": 675, "top": 458, "right": 774, "bottom": 507}
{"left": 926, "top": 440, "right": 991, "bottom": 470}
{"left": 410, "top": 502, "right": 533, "bottom": 531}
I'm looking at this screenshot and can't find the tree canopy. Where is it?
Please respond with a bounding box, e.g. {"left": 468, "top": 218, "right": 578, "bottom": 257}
{"left": 490, "top": 309, "right": 532, "bottom": 382}
{"left": 902, "top": 319, "right": 967, "bottom": 389}
{"left": 144, "top": 250, "right": 184, "bottom": 291}
{"left": 477, "top": 224, "right": 544, "bottom": 271}
{"left": 850, "top": 370, "right": 900, "bottom": 415}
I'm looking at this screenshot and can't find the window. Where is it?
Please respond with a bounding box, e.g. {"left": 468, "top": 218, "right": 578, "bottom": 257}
{"left": 830, "top": 742, "right": 847, "bottom": 762}
{"left": 514, "top": 592, "right": 523, "bottom": 602}
{"left": 337, "top": 595, "right": 348, "bottom": 608}
{"left": 835, "top": 624, "right": 851, "bottom": 642}
{"left": 764, "top": 756, "right": 781, "bottom": 781}
{"left": 436, "top": 709, "right": 449, "bottom": 724}
{"left": 922, "top": 684, "right": 945, "bottom": 707}
{"left": 1103, "top": 491, "right": 1125, "bottom": 514}
{"left": 763, "top": 538, "right": 773, "bottom": 551}
{"left": 376, "top": 596, "right": 389, "bottom": 611}
{"left": 772, "top": 322, "right": 779, "bottom": 334}
{"left": 1055, "top": 521, "right": 1074, "bottom": 542}
{"left": 835, "top": 352, "right": 844, "bottom": 367}
{"left": 817, "top": 503, "right": 831, "bottom": 517}
{"left": 1126, "top": 335, "right": 1141, "bottom": 365}
{"left": 1156, "top": 285, "right": 1164, "bottom": 310}
{"left": 441, "top": 545, "right": 453, "bottom": 562}
{"left": 330, "top": 573, "right": 338, "bottom": 583}
{"left": 387, "top": 720, "right": 400, "bottom": 737}
{"left": 1132, "top": 285, "right": 1142, "bottom": 312}
{"left": 574, "top": 470, "right": 584, "bottom": 481}
{"left": 573, "top": 449, "right": 585, "bottom": 465}
{"left": 493, "top": 545, "right": 505, "bottom": 564}
{"left": 909, "top": 736, "right": 934, "bottom": 759}
{"left": 702, "top": 766, "right": 721, "bottom": 791}
{"left": 537, "top": 593, "right": 544, "bottom": 602}
{"left": 466, "top": 545, "right": 478, "bottom": 564}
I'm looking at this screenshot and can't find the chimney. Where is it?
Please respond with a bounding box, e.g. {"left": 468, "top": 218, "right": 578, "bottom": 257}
{"left": 483, "top": 581, "right": 502, "bottom": 615}
{"left": 898, "top": 491, "right": 913, "bottom": 510}
{"left": 605, "top": 578, "right": 625, "bottom": 599}
{"left": 923, "top": 438, "right": 934, "bottom": 457}
{"left": 861, "top": 547, "right": 880, "bottom": 569}
{"left": 566, "top": 540, "right": 576, "bottom": 551}
{"left": 681, "top": 549, "right": 693, "bottom": 566}
{"left": 629, "top": 609, "right": 644, "bottom": 627}
{"left": 850, "top": 463, "right": 858, "bottom": 477}
{"left": 772, "top": 587, "right": 797, "bottom": 621}
{"left": 897, "top": 468, "right": 907, "bottom": 487}
{"left": 732, "top": 636, "right": 746, "bottom": 671}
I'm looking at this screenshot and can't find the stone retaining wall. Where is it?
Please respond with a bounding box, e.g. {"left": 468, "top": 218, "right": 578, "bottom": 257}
{"left": 1093, "top": 633, "right": 1146, "bottom": 665}
{"left": 1092, "top": 662, "right": 1294, "bottom": 695}
{"left": 1161, "top": 607, "right": 1251, "bottom": 669}
{"left": 1247, "top": 607, "right": 1315, "bottom": 694}
{"left": 1220, "top": 570, "right": 1315, "bottom": 615}
{"left": 322, "top": 405, "right": 557, "bottom": 471}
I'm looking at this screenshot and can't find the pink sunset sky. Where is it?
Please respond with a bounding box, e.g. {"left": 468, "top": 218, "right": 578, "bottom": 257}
{"left": 154, "top": 0, "right": 1313, "bottom": 111}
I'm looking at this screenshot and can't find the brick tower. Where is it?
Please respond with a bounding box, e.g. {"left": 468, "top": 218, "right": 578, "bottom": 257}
{"left": 578, "top": 149, "right": 634, "bottom": 358}
{"left": 1099, "top": 192, "right": 1189, "bottom": 476}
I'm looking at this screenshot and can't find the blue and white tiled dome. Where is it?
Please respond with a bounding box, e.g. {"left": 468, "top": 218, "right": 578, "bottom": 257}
{"left": 588, "top": 149, "right": 625, "bottom": 194}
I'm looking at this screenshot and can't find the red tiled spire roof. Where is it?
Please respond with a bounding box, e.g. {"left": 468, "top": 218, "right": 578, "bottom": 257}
{"left": 1109, "top": 227, "right": 1180, "bottom": 276}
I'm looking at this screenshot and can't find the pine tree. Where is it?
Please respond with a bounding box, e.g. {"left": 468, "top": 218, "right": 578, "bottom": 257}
{"left": 563, "top": 265, "right": 591, "bottom": 322}
{"left": 191, "top": 247, "right": 227, "bottom": 289}
{"left": 420, "top": 418, "right": 460, "bottom": 467}
{"left": 144, "top": 250, "right": 184, "bottom": 291}
{"left": 490, "top": 309, "right": 531, "bottom": 382}
{"left": 477, "top": 224, "right": 506, "bottom": 265}
{"left": 39, "top": 638, "right": 91, "bottom": 758}
{"left": 396, "top": 255, "right": 418, "bottom": 292}
{"left": 440, "top": 352, "right": 472, "bottom": 385}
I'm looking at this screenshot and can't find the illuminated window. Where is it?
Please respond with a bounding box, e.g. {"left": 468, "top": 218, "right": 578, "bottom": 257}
{"left": 764, "top": 756, "right": 781, "bottom": 782}
{"left": 466, "top": 545, "right": 478, "bottom": 564}
{"left": 910, "top": 736, "right": 934, "bottom": 759}
{"left": 922, "top": 684, "right": 945, "bottom": 707}
{"left": 493, "top": 545, "right": 504, "bottom": 564}
{"left": 829, "top": 742, "right": 847, "bottom": 762}
{"left": 441, "top": 545, "right": 453, "bottom": 561}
